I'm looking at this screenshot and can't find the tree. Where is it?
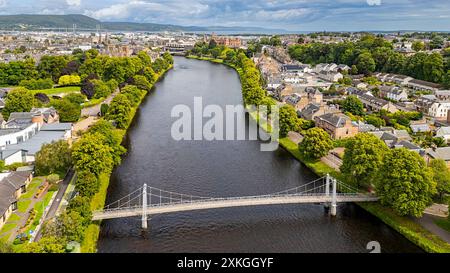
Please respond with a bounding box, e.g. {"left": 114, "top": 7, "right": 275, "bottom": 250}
{"left": 71, "top": 132, "right": 114, "bottom": 175}
{"left": 356, "top": 52, "right": 376, "bottom": 75}
{"left": 298, "top": 127, "right": 333, "bottom": 159}
{"left": 429, "top": 159, "right": 450, "bottom": 201}
{"left": 20, "top": 236, "right": 66, "bottom": 253}
{"left": 92, "top": 79, "right": 112, "bottom": 99}
{"left": 132, "top": 75, "right": 152, "bottom": 91}
{"left": 0, "top": 241, "right": 13, "bottom": 253}
{"left": 56, "top": 211, "right": 85, "bottom": 242}
{"left": 35, "top": 140, "right": 72, "bottom": 176}
{"left": 19, "top": 78, "right": 53, "bottom": 90}
{"left": 365, "top": 115, "right": 386, "bottom": 128}
{"left": 51, "top": 99, "right": 81, "bottom": 122}
{"left": 58, "top": 75, "right": 81, "bottom": 86}
{"left": 75, "top": 171, "right": 100, "bottom": 198}
{"left": 279, "top": 105, "right": 301, "bottom": 137}
{"left": 81, "top": 73, "right": 99, "bottom": 99}
{"left": 100, "top": 103, "right": 109, "bottom": 116}
{"left": 340, "top": 133, "right": 389, "bottom": 188}
{"left": 377, "top": 148, "right": 436, "bottom": 217}
{"left": 106, "top": 94, "right": 132, "bottom": 129}
{"left": 342, "top": 95, "right": 364, "bottom": 116}
{"left": 64, "top": 93, "right": 86, "bottom": 105}
{"left": 88, "top": 119, "right": 126, "bottom": 166}
{"left": 412, "top": 41, "right": 425, "bottom": 52}
{"left": 37, "top": 55, "right": 68, "bottom": 82}
{"left": 67, "top": 196, "right": 92, "bottom": 226}
{"left": 2, "top": 87, "right": 34, "bottom": 120}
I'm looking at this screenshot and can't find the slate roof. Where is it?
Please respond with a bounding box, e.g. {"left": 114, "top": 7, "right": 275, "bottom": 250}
{"left": 427, "top": 147, "right": 450, "bottom": 161}
{"left": 316, "top": 113, "right": 350, "bottom": 128}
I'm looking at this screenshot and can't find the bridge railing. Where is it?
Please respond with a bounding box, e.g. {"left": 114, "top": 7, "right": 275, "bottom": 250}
{"left": 96, "top": 175, "right": 374, "bottom": 214}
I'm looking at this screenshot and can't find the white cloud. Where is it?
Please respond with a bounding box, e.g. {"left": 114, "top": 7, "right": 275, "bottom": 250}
{"left": 366, "top": 0, "right": 382, "bottom": 6}
{"left": 66, "top": 0, "right": 81, "bottom": 7}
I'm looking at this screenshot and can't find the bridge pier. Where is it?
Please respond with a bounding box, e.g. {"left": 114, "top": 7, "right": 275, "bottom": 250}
{"left": 330, "top": 178, "right": 337, "bottom": 217}
{"left": 142, "top": 184, "right": 148, "bottom": 229}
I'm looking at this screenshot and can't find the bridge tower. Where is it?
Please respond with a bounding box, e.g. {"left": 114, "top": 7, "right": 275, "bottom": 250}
{"left": 142, "top": 184, "right": 148, "bottom": 229}
{"left": 324, "top": 174, "right": 331, "bottom": 211}
{"left": 331, "top": 178, "right": 337, "bottom": 216}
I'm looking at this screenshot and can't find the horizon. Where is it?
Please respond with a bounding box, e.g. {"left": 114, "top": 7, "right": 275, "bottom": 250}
{"left": 0, "top": 1, "right": 448, "bottom": 32}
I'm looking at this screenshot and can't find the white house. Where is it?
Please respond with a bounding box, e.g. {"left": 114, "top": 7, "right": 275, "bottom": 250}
{"left": 428, "top": 102, "right": 450, "bottom": 119}
{"left": 0, "top": 122, "right": 39, "bottom": 148}
{"left": 386, "top": 88, "right": 409, "bottom": 102}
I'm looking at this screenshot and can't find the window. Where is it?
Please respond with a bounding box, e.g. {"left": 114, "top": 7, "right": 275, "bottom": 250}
{"left": 12, "top": 202, "right": 17, "bottom": 211}
{"left": 21, "top": 185, "right": 26, "bottom": 194}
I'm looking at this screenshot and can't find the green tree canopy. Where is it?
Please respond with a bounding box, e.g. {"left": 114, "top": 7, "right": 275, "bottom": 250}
{"left": 35, "top": 140, "right": 72, "bottom": 176}
{"left": 377, "top": 148, "right": 436, "bottom": 217}
{"left": 342, "top": 95, "right": 364, "bottom": 116}
{"left": 429, "top": 159, "right": 450, "bottom": 201}
{"left": 2, "top": 87, "right": 34, "bottom": 120}
{"left": 298, "top": 127, "right": 333, "bottom": 159}
{"left": 71, "top": 132, "right": 114, "bottom": 175}
{"left": 340, "top": 133, "right": 389, "bottom": 188}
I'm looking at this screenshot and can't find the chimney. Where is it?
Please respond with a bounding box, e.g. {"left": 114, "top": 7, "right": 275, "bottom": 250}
{"left": 32, "top": 114, "right": 44, "bottom": 127}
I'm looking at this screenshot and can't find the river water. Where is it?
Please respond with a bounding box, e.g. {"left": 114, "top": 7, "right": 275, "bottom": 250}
{"left": 97, "top": 57, "right": 422, "bottom": 253}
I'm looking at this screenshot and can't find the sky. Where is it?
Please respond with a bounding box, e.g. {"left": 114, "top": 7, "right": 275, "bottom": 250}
{"left": 0, "top": 0, "right": 449, "bottom": 31}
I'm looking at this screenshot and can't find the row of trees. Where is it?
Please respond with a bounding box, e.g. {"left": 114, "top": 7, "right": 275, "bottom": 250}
{"left": 341, "top": 133, "right": 449, "bottom": 217}
{"left": 21, "top": 52, "right": 173, "bottom": 253}
{"left": 288, "top": 34, "right": 450, "bottom": 86}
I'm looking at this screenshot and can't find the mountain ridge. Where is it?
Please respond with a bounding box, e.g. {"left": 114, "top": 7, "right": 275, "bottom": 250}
{"left": 0, "top": 14, "right": 284, "bottom": 33}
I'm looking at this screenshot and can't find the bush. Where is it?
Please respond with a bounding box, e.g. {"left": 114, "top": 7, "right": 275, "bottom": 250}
{"left": 58, "top": 75, "right": 81, "bottom": 86}
{"left": 64, "top": 93, "right": 86, "bottom": 105}
{"left": 19, "top": 78, "right": 53, "bottom": 90}
{"left": 47, "top": 174, "right": 60, "bottom": 184}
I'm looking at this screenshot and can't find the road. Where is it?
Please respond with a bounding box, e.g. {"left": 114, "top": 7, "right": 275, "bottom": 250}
{"left": 321, "top": 153, "right": 343, "bottom": 171}
{"left": 33, "top": 169, "right": 75, "bottom": 241}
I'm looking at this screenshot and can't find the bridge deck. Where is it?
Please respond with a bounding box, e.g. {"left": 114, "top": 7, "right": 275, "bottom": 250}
{"left": 92, "top": 194, "right": 378, "bottom": 220}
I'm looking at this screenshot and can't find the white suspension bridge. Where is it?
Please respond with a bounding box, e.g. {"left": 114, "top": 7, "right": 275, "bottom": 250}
{"left": 92, "top": 175, "right": 379, "bottom": 229}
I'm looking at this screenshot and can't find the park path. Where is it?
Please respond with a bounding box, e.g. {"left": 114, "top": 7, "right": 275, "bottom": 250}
{"left": 415, "top": 214, "right": 450, "bottom": 244}
{"left": 81, "top": 90, "right": 119, "bottom": 117}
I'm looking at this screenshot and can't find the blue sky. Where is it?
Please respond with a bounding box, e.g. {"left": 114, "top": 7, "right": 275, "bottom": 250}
{"left": 0, "top": 0, "right": 449, "bottom": 31}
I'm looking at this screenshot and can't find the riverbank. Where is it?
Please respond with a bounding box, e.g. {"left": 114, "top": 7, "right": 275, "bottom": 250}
{"left": 80, "top": 65, "right": 173, "bottom": 253}
{"left": 188, "top": 54, "right": 450, "bottom": 253}
{"left": 279, "top": 137, "right": 450, "bottom": 253}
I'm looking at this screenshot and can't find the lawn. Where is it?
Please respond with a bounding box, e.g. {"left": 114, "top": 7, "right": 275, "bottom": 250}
{"left": 0, "top": 223, "right": 16, "bottom": 234}
{"left": 20, "top": 178, "right": 44, "bottom": 199}
{"left": 32, "top": 86, "right": 81, "bottom": 96}
{"left": 23, "top": 190, "right": 56, "bottom": 234}
{"left": 434, "top": 219, "right": 450, "bottom": 233}
{"left": 17, "top": 200, "right": 31, "bottom": 213}
{"left": 7, "top": 214, "right": 20, "bottom": 222}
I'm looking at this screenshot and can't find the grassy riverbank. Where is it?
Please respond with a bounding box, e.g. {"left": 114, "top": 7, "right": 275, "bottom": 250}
{"left": 79, "top": 66, "right": 173, "bottom": 253}
{"left": 189, "top": 54, "right": 450, "bottom": 253}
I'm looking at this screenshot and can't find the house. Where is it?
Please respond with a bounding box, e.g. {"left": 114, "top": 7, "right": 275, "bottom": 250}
{"left": 369, "top": 129, "right": 418, "bottom": 151}
{"left": 318, "top": 71, "right": 343, "bottom": 82}
{"left": 428, "top": 102, "right": 450, "bottom": 120}
{"left": 356, "top": 93, "right": 399, "bottom": 113}
{"left": 410, "top": 123, "right": 431, "bottom": 133}
{"left": 299, "top": 103, "right": 340, "bottom": 121}
{"left": 30, "top": 107, "right": 59, "bottom": 124}
{"left": 425, "top": 147, "right": 450, "bottom": 168}
{"left": 314, "top": 113, "right": 359, "bottom": 139}
{"left": 436, "top": 127, "right": 450, "bottom": 143}
{"left": 0, "top": 171, "right": 33, "bottom": 230}
{"left": 405, "top": 79, "right": 441, "bottom": 92}
{"left": 434, "top": 90, "right": 450, "bottom": 101}
{"left": 379, "top": 86, "right": 408, "bottom": 101}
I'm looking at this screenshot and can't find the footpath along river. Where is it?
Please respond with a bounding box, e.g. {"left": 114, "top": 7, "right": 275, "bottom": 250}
{"left": 97, "top": 57, "right": 422, "bottom": 253}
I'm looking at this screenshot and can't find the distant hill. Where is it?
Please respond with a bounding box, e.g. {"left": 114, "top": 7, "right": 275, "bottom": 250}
{"left": 0, "top": 14, "right": 284, "bottom": 33}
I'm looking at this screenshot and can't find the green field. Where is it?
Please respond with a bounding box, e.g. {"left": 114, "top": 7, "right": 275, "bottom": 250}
{"left": 32, "top": 86, "right": 81, "bottom": 95}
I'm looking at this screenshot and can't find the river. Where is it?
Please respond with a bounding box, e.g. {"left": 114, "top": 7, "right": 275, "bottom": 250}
{"left": 97, "top": 57, "right": 422, "bottom": 253}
